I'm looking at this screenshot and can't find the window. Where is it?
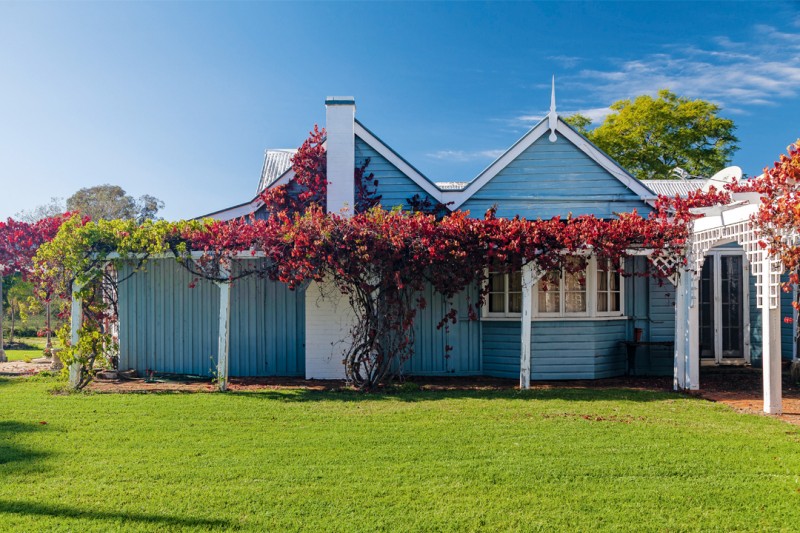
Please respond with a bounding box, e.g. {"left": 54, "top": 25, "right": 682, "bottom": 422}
{"left": 488, "top": 270, "right": 522, "bottom": 316}
{"left": 484, "top": 257, "right": 624, "bottom": 319}
{"left": 539, "top": 256, "right": 587, "bottom": 316}
{"left": 596, "top": 259, "right": 622, "bottom": 314}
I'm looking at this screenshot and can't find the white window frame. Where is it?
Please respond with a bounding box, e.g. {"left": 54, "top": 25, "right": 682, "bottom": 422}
{"left": 482, "top": 256, "right": 626, "bottom": 320}
{"left": 486, "top": 269, "right": 522, "bottom": 318}
{"left": 595, "top": 257, "right": 624, "bottom": 317}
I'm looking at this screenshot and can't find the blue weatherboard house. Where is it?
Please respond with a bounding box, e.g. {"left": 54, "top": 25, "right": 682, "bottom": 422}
{"left": 113, "top": 93, "right": 795, "bottom": 397}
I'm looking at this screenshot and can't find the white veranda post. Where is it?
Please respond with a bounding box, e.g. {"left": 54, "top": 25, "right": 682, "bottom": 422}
{"left": 761, "top": 253, "right": 782, "bottom": 414}
{"left": 0, "top": 273, "right": 5, "bottom": 363}
{"left": 519, "top": 263, "right": 545, "bottom": 389}
{"left": 674, "top": 266, "right": 701, "bottom": 391}
{"left": 673, "top": 269, "right": 687, "bottom": 391}
{"left": 69, "top": 281, "right": 84, "bottom": 389}
{"left": 216, "top": 279, "right": 232, "bottom": 392}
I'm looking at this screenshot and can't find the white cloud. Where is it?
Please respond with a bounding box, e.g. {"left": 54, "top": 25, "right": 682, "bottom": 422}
{"left": 548, "top": 55, "right": 582, "bottom": 68}
{"left": 513, "top": 106, "right": 611, "bottom": 128}
{"left": 572, "top": 107, "right": 612, "bottom": 123}
{"left": 426, "top": 149, "right": 506, "bottom": 162}
{"left": 571, "top": 23, "right": 800, "bottom": 110}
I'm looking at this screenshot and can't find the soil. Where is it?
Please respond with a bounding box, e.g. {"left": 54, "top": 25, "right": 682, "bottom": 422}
{"left": 0, "top": 359, "right": 52, "bottom": 376}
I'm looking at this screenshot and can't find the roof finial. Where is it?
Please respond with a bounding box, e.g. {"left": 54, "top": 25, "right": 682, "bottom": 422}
{"left": 548, "top": 75, "right": 558, "bottom": 142}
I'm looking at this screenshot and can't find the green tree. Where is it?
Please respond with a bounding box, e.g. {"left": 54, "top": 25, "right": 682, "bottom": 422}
{"left": 565, "top": 90, "right": 739, "bottom": 180}
{"left": 66, "top": 185, "right": 164, "bottom": 222}
{"left": 5, "top": 279, "right": 33, "bottom": 344}
{"left": 14, "top": 196, "right": 66, "bottom": 223}
{"left": 563, "top": 114, "right": 592, "bottom": 137}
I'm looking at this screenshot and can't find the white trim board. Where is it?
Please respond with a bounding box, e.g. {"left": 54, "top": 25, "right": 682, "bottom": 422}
{"left": 442, "top": 117, "right": 657, "bottom": 210}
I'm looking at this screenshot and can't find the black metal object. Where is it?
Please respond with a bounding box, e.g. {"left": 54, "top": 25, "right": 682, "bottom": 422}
{"left": 621, "top": 341, "right": 675, "bottom": 376}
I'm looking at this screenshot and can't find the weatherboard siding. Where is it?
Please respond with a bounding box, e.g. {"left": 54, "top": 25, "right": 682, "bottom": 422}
{"left": 119, "top": 260, "right": 220, "bottom": 376}
{"left": 781, "top": 274, "right": 794, "bottom": 361}
{"left": 118, "top": 259, "right": 304, "bottom": 377}
{"left": 749, "top": 271, "right": 793, "bottom": 366}
{"left": 460, "top": 135, "right": 650, "bottom": 220}
{"left": 355, "top": 136, "right": 437, "bottom": 211}
{"left": 229, "top": 260, "right": 305, "bottom": 377}
{"left": 482, "top": 320, "right": 628, "bottom": 380}
{"left": 405, "top": 284, "right": 481, "bottom": 375}
{"left": 644, "top": 276, "right": 676, "bottom": 375}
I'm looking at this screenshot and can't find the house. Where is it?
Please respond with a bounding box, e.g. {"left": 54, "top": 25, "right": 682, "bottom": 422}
{"left": 111, "top": 94, "right": 795, "bottom": 396}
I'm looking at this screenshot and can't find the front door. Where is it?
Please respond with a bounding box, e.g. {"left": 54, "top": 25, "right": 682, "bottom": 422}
{"left": 699, "top": 252, "right": 749, "bottom": 363}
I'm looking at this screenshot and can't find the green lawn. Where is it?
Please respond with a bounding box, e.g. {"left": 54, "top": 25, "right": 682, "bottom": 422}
{"left": 1, "top": 337, "right": 52, "bottom": 362}
{"left": 1, "top": 378, "right": 800, "bottom": 531}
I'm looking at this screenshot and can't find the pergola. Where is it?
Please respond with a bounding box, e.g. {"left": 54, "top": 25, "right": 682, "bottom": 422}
{"left": 518, "top": 191, "right": 787, "bottom": 415}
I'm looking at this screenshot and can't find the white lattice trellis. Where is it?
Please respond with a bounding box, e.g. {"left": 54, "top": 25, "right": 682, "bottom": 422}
{"left": 647, "top": 252, "right": 684, "bottom": 287}
{"left": 691, "top": 218, "right": 782, "bottom": 309}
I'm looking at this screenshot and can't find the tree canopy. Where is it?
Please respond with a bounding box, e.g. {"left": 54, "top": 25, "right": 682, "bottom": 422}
{"left": 66, "top": 185, "right": 164, "bottom": 222}
{"left": 564, "top": 90, "right": 739, "bottom": 180}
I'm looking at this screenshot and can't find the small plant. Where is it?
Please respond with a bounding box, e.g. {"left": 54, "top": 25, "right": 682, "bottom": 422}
{"left": 394, "top": 381, "right": 421, "bottom": 393}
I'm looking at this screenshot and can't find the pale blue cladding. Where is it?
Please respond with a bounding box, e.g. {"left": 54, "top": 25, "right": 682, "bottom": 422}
{"left": 460, "top": 135, "right": 651, "bottom": 220}
{"left": 404, "top": 284, "right": 481, "bottom": 375}
{"left": 229, "top": 260, "right": 305, "bottom": 377}
{"left": 750, "top": 271, "right": 794, "bottom": 365}
{"left": 118, "top": 260, "right": 220, "bottom": 376}
{"left": 355, "top": 136, "right": 438, "bottom": 211}
{"left": 118, "top": 258, "right": 305, "bottom": 377}
{"left": 482, "top": 320, "right": 628, "bottom": 380}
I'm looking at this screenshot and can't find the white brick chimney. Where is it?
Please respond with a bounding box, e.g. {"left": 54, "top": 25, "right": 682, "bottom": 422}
{"left": 325, "top": 97, "right": 355, "bottom": 215}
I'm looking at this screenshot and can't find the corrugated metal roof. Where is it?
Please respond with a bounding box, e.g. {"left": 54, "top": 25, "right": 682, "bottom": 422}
{"left": 435, "top": 181, "right": 470, "bottom": 191}
{"left": 640, "top": 179, "right": 709, "bottom": 197}
{"left": 256, "top": 149, "right": 296, "bottom": 193}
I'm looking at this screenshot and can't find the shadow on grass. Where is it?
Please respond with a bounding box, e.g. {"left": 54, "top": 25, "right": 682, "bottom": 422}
{"left": 0, "top": 421, "right": 50, "bottom": 473}
{"left": 0, "top": 499, "right": 231, "bottom": 529}
{"left": 232, "top": 387, "right": 678, "bottom": 404}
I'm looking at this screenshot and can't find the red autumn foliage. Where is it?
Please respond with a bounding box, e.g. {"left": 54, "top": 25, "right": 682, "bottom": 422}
{"left": 731, "top": 141, "right": 800, "bottom": 309}
{"left": 260, "top": 125, "right": 328, "bottom": 214}
{"left": 0, "top": 214, "right": 73, "bottom": 276}
{"left": 259, "top": 125, "right": 382, "bottom": 216}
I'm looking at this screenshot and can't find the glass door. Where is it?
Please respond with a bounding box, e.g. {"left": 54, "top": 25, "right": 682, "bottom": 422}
{"left": 719, "top": 255, "right": 744, "bottom": 359}
{"left": 697, "top": 252, "right": 747, "bottom": 363}
{"left": 699, "top": 260, "right": 715, "bottom": 359}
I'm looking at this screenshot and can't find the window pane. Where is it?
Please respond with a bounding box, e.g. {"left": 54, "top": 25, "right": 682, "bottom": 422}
{"left": 489, "top": 293, "right": 505, "bottom": 313}
{"left": 609, "top": 269, "right": 619, "bottom": 291}
{"left": 509, "top": 293, "right": 522, "bottom": 313}
{"left": 597, "top": 267, "right": 608, "bottom": 291}
{"left": 539, "top": 291, "right": 560, "bottom": 313}
{"left": 597, "top": 293, "right": 608, "bottom": 312}
{"left": 489, "top": 272, "right": 504, "bottom": 292}
{"left": 509, "top": 270, "right": 522, "bottom": 292}
{"left": 611, "top": 291, "right": 621, "bottom": 312}
{"left": 566, "top": 292, "right": 586, "bottom": 312}
{"left": 537, "top": 271, "right": 560, "bottom": 313}
{"left": 564, "top": 257, "right": 587, "bottom": 313}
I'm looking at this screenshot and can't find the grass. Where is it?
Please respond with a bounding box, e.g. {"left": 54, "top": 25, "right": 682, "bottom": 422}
{"left": 1, "top": 337, "right": 52, "bottom": 362}
{"left": 1, "top": 378, "right": 800, "bottom": 531}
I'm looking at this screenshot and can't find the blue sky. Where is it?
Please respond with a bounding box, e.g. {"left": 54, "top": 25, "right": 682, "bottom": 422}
{"left": 1, "top": 1, "right": 799, "bottom": 220}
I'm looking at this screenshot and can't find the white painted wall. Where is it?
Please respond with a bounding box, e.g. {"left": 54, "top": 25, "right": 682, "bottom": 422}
{"left": 305, "top": 281, "right": 354, "bottom": 380}
{"left": 325, "top": 97, "right": 355, "bottom": 215}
